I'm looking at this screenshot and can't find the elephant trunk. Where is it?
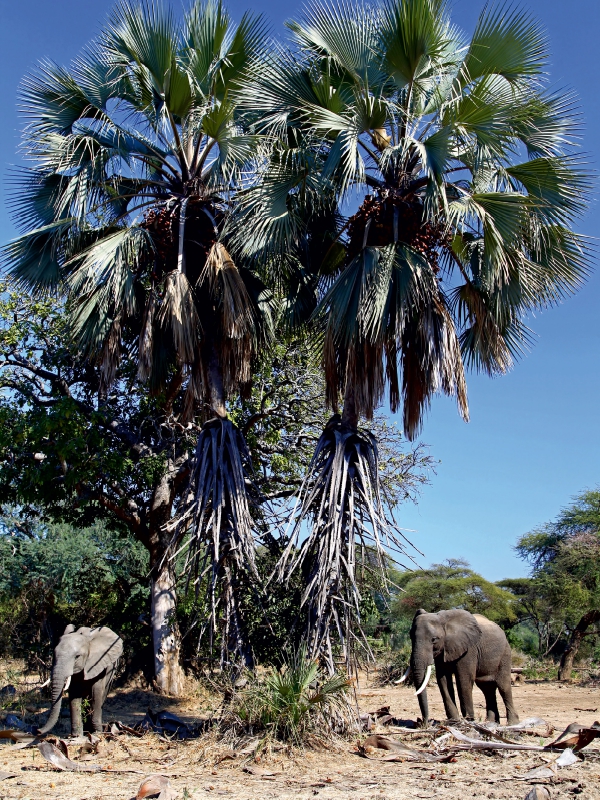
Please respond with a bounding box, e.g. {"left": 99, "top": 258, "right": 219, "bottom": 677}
{"left": 411, "top": 646, "right": 433, "bottom": 727}
{"left": 38, "top": 666, "right": 70, "bottom": 734}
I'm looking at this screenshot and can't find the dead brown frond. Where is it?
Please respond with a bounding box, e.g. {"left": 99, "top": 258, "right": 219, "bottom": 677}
{"left": 400, "top": 293, "right": 469, "bottom": 439}
{"left": 158, "top": 271, "right": 201, "bottom": 365}
{"left": 201, "top": 243, "right": 256, "bottom": 393}
{"left": 276, "top": 418, "right": 413, "bottom": 674}
{"left": 137, "top": 291, "right": 156, "bottom": 383}
{"left": 181, "top": 358, "right": 205, "bottom": 423}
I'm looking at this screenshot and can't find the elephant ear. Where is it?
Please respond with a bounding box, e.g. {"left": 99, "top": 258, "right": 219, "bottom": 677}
{"left": 84, "top": 627, "right": 123, "bottom": 680}
{"left": 439, "top": 610, "right": 482, "bottom": 662}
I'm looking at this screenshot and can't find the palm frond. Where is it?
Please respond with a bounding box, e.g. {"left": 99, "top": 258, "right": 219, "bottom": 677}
{"left": 276, "top": 419, "right": 411, "bottom": 672}
{"left": 167, "top": 417, "right": 258, "bottom": 666}
{"left": 158, "top": 270, "right": 201, "bottom": 365}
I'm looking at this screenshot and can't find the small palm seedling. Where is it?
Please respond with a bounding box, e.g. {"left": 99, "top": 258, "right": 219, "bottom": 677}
{"left": 237, "top": 644, "right": 352, "bottom": 743}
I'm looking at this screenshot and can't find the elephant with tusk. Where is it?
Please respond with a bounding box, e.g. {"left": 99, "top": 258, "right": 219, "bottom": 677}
{"left": 408, "top": 609, "right": 519, "bottom": 727}
{"left": 38, "top": 625, "right": 123, "bottom": 737}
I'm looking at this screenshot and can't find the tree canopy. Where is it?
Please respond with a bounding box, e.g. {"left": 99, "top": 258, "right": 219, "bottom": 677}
{"left": 394, "top": 559, "right": 517, "bottom": 624}
{"left": 511, "top": 490, "right": 600, "bottom": 678}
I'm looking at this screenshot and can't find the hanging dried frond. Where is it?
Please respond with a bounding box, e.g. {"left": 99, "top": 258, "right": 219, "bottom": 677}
{"left": 167, "top": 417, "right": 257, "bottom": 666}
{"left": 400, "top": 293, "right": 469, "bottom": 439}
{"left": 137, "top": 290, "right": 156, "bottom": 383}
{"left": 98, "top": 314, "right": 122, "bottom": 395}
{"left": 158, "top": 270, "right": 201, "bottom": 365}
{"left": 201, "top": 242, "right": 256, "bottom": 392}
{"left": 276, "top": 417, "right": 413, "bottom": 674}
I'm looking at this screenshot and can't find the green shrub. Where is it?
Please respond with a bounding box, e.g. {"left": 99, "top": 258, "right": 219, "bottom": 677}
{"left": 0, "top": 519, "right": 151, "bottom": 677}
{"left": 236, "top": 645, "right": 352, "bottom": 743}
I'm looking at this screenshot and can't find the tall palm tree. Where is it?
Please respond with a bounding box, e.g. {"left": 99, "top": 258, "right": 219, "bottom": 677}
{"left": 240, "top": 0, "right": 593, "bottom": 668}
{"left": 3, "top": 0, "right": 272, "bottom": 675}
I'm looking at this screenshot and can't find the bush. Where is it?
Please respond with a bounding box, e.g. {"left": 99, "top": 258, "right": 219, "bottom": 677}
{"left": 0, "top": 519, "right": 151, "bottom": 678}
{"left": 236, "top": 645, "right": 352, "bottom": 743}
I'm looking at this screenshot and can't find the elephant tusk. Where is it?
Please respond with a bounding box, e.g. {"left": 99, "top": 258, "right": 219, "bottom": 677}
{"left": 394, "top": 666, "right": 411, "bottom": 684}
{"left": 39, "top": 678, "right": 51, "bottom": 689}
{"left": 63, "top": 676, "right": 71, "bottom": 693}
{"left": 415, "top": 665, "right": 432, "bottom": 696}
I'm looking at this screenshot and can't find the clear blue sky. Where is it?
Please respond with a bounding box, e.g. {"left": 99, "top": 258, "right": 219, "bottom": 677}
{"left": 0, "top": 0, "right": 598, "bottom": 581}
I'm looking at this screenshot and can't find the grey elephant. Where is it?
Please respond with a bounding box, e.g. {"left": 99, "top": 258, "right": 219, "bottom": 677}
{"left": 399, "top": 609, "right": 519, "bottom": 726}
{"left": 38, "top": 625, "right": 123, "bottom": 737}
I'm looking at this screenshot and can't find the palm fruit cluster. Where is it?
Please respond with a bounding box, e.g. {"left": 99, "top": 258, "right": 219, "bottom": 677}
{"left": 141, "top": 204, "right": 178, "bottom": 279}
{"left": 346, "top": 192, "right": 448, "bottom": 271}
{"left": 141, "top": 200, "right": 218, "bottom": 284}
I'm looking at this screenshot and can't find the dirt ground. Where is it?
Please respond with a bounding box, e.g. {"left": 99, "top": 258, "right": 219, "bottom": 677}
{"left": 2, "top": 673, "right": 600, "bottom": 800}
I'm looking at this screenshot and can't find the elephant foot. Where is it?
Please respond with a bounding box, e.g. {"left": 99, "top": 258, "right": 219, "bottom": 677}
{"left": 417, "top": 717, "right": 430, "bottom": 729}
{"left": 507, "top": 715, "right": 520, "bottom": 726}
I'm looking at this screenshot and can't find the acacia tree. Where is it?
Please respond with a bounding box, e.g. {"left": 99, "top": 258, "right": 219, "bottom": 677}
{"left": 394, "top": 559, "right": 517, "bottom": 625}
{"left": 2, "top": 0, "right": 274, "bottom": 679}
{"left": 237, "top": 0, "right": 592, "bottom": 665}
{"left": 516, "top": 490, "right": 600, "bottom": 680}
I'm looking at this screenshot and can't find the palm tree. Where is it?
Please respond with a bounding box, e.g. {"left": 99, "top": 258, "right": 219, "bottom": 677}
{"left": 3, "top": 0, "right": 271, "bottom": 682}
{"left": 240, "top": 0, "right": 592, "bottom": 668}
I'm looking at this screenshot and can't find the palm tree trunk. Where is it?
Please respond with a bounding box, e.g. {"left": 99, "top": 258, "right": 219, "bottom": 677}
{"left": 207, "top": 340, "right": 227, "bottom": 418}
{"left": 341, "top": 383, "right": 359, "bottom": 430}
{"left": 558, "top": 609, "right": 600, "bottom": 681}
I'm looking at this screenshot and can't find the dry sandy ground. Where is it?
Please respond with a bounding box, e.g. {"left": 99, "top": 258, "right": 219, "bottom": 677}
{"left": 2, "top": 676, "right": 600, "bottom": 800}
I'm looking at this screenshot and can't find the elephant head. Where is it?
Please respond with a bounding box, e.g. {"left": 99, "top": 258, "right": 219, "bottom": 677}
{"left": 38, "top": 625, "right": 122, "bottom": 734}
{"left": 409, "top": 609, "right": 481, "bottom": 723}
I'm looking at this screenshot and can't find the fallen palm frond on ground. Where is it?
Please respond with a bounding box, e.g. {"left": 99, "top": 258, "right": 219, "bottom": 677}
{"left": 356, "top": 718, "right": 600, "bottom": 766}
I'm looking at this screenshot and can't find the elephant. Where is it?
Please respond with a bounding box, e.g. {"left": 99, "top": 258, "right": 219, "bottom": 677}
{"left": 38, "top": 625, "right": 123, "bottom": 737}
{"left": 401, "top": 609, "right": 519, "bottom": 726}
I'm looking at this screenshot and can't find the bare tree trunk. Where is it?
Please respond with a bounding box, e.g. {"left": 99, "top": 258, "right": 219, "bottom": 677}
{"left": 151, "top": 558, "right": 183, "bottom": 695}
{"left": 148, "top": 463, "right": 185, "bottom": 695}
{"left": 559, "top": 609, "right": 600, "bottom": 682}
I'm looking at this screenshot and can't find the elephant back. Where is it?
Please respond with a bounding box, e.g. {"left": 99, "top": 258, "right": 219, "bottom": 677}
{"left": 473, "top": 614, "right": 511, "bottom": 672}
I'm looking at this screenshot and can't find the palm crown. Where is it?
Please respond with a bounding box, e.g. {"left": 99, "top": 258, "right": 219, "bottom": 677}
{"left": 5, "top": 0, "right": 269, "bottom": 417}
{"left": 244, "top": 0, "right": 591, "bottom": 437}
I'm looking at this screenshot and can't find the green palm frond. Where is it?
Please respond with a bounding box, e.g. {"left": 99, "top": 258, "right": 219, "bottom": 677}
{"left": 231, "top": 0, "right": 594, "bottom": 665}
{"left": 2, "top": 0, "right": 275, "bottom": 667}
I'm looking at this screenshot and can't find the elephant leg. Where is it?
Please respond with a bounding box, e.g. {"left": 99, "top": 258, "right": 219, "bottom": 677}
{"left": 454, "top": 667, "right": 475, "bottom": 720}
{"left": 69, "top": 695, "right": 83, "bottom": 738}
{"left": 477, "top": 681, "right": 500, "bottom": 723}
{"left": 497, "top": 676, "right": 519, "bottom": 725}
{"left": 91, "top": 679, "right": 104, "bottom": 732}
{"left": 437, "top": 668, "right": 460, "bottom": 720}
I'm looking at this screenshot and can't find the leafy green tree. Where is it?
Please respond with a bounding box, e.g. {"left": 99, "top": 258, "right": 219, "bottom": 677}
{"left": 238, "top": 0, "right": 592, "bottom": 663}
{"left": 515, "top": 490, "right": 600, "bottom": 680}
{"left": 2, "top": 0, "right": 272, "bottom": 677}
{"left": 0, "top": 517, "right": 149, "bottom": 677}
{"left": 0, "top": 284, "right": 432, "bottom": 681}
{"left": 393, "top": 559, "right": 517, "bottom": 625}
